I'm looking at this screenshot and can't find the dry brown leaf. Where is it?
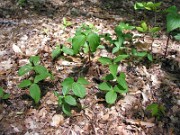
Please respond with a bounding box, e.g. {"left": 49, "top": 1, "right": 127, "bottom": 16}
{"left": 51, "top": 114, "right": 64, "bottom": 127}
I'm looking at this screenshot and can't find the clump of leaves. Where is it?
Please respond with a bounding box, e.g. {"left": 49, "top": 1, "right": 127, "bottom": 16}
{"left": 17, "top": 0, "right": 27, "bottom": 6}
{"left": 0, "top": 87, "right": 10, "bottom": 100}
{"left": 18, "top": 56, "right": 53, "bottom": 104}
{"left": 51, "top": 44, "right": 74, "bottom": 60}
{"left": 134, "top": 1, "right": 161, "bottom": 25}
{"left": 134, "top": 2, "right": 161, "bottom": 11}
{"left": 102, "top": 22, "right": 134, "bottom": 54}
{"left": 54, "top": 77, "right": 89, "bottom": 115}
{"left": 136, "top": 21, "right": 160, "bottom": 59}
{"left": 164, "top": 6, "right": 180, "bottom": 56}
{"left": 98, "top": 56, "right": 129, "bottom": 104}
{"left": 71, "top": 24, "right": 100, "bottom": 63}
{"left": 146, "top": 103, "right": 165, "bottom": 120}
{"left": 62, "top": 17, "right": 72, "bottom": 29}
{"left": 131, "top": 48, "right": 153, "bottom": 62}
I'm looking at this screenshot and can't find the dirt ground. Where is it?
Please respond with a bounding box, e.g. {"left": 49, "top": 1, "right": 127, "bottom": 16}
{"left": 0, "top": 0, "right": 180, "bottom": 134}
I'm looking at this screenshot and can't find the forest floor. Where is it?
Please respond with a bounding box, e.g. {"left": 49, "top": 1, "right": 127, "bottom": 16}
{"left": 0, "top": 0, "right": 180, "bottom": 135}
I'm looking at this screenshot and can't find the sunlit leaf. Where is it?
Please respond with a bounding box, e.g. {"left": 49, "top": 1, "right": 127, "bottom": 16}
{"left": 18, "top": 64, "right": 33, "bottom": 76}
{"left": 29, "top": 56, "right": 40, "bottom": 66}
{"left": 72, "top": 83, "right": 86, "bottom": 98}
{"left": 87, "top": 32, "right": 100, "bottom": 52}
{"left": 64, "top": 95, "right": 77, "bottom": 106}
{"left": 98, "top": 82, "right": 112, "bottom": 91}
{"left": 52, "top": 45, "right": 62, "bottom": 59}
{"left": 77, "top": 78, "right": 89, "bottom": 85}
{"left": 72, "top": 35, "right": 86, "bottom": 54}
{"left": 29, "top": 84, "right": 41, "bottom": 104}
{"left": 18, "top": 80, "right": 32, "bottom": 88}
{"left": 62, "top": 103, "right": 71, "bottom": 116}
{"left": 98, "top": 57, "right": 112, "bottom": 65}
{"left": 105, "top": 90, "right": 117, "bottom": 104}
{"left": 109, "top": 64, "right": 118, "bottom": 78}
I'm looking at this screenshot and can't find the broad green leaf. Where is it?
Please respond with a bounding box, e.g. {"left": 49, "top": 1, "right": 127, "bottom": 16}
{"left": 18, "top": 64, "right": 33, "bottom": 76}
{"left": 112, "top": 37, "right": 124, "bottom": 53}
{"left": 51, "top": 46, "right": 61, "bottom": 59}
{"left": 136, "top": 51, "right": 147, "bottom": 57}
{"left": 29, "top": 84, "right": 41, "bottom": 104}
{"left": 34, "top": 73, "right": 50, "bottom": 83}
{"left": 102, "top": 74, "right": 114, "bottom": 81}
{"left": 58, "top": 96, "right": 63, "bottom": 105}
{"left": 98, "top": 57, "right": 112, "bottom": 65}
{"left": 87, "top": 32, "right": 100, "bottom": 52}
{"left": 53, "top": 91, "right": 59, "bottom": 97}
{"left": 0, "top": 87, "right": 4, "bottom": 97}
{"left": 141, "top": 21, "right": 148, "bottom": 32}
{"left": 134, "top": 2, "right": 145, "bottom": 10}
{"left": 117, "top": 73, "right": 128, "bottom": 90}
{"left": 77, "top": 78, "right": 89, "bottom": 85}
{"left": 147, "top": 53, "right": 153, "bottom": 61}
{"left": 114, "top": 84, "right": 128, "bottom": 94}
{"left": 132, "top": 48, "right": 137, "bottom": 55}
{"left": 61, "top": 77, "right": 74, "bottom": 87}
{"left": 113, "top": 55, "right": 129, "bottom": 63}
{"left": 98, "top": 82, "right": 112, "bottom": 91}
{"left": 72, "top": 83, "right": 86, "bottom": 98}
{"left": 62, "top": 77, "right": 74, "bottom": 96}
{"left": 0, "top": 87, "right": 10, "bottom": 99}
{"left": 62, "top": 46, "right": 74, "bottom": 55}
{"left": 136, "top": 27, "right": 145, "bottom": 33}
{"left": 174, "top": 33, "right": 180, "bottom": 40}
{"left": 72, "top": 35, "right": 86, "bottom": 54}
{"left": 2, "top": 93, "right": 10, "bottom": 100}
{"left": 18, "top": 80, "right": 32, "bottom": 88}
{"left": 62, "top": 85, "right": 71, "bottom": 96}
{"left": 149, "top": 27, "right": 161, "bottom": 34}
{"left": 165, "top": 6, "right": 177, "bottom": 14}
{"left": 62, "top": 103, "right": 71, "bottom": 116}
{"left": 112, "top": 47, "right": 120, "bottom": 54}
{"left": 166, "top": 13, "right": 180, "bottom": 32}
{"left": 105, "top": 90, "right": 117, "bottom": 104}
{"left": 109, "top": 64, "right": 118, "bottom": 78}
{"left": 29, "top": 56, "right": 40, "bottom": 66}
{"left": 116, "top": 22, "right": 135, "bottom": 31}
{"left": 34, "top": 65, "right": 48, "bottom": 74}
{"left": 64, "top": 95, "right": 77, "bottom": 106}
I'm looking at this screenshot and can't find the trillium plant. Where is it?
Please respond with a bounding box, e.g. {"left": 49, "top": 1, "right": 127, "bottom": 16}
{"left": 98, "top": 56, "right": 129, "bottom": 104}
{"left": 54, "top": 77, "right": 89, "bottom": 115}
{"left": 71, "top": 24, "right": 100, "bottom": 64}
{"left": 18, "top": 56, "right": 53, "bottom": 104}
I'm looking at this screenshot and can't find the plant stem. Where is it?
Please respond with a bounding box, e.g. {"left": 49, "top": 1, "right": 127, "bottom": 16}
{"left": 88, "top": 43, "right": 91, "bottom": 64}
{"left": 164, "top": 33, "right": 171, "bottom": 57}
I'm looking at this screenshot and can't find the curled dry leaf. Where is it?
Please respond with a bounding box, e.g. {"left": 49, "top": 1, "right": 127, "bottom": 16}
{"left": 12, "top": 44, "right": 23, "bottom": 55}
{"left": 51, "top": 114, "right": 64, "bottom": 127}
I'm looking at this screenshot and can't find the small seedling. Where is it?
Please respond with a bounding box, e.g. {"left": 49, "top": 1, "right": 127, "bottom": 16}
{"left": 102, "top": 22, "right": 134, "bottom": 54}
{"left": 164, "top": 6, "right": 180, "bottom": 56}
{"left": 0, "top": 87, "right": 10, "bottom": 100}
{"left": 62, "top": 17, "right": 72, "bottom": 29}
{"left": 17, "top": 0, "right": 27, "bottom": 6}
{"left": 71, "top": 24, "right": 100, "bottom": 63}
{"left": 146, "top": 103, "right": 165, "bottom": 120}
{"left": 51, "top": 44, "right": 74, "bottom": 60}
{"left": 18, "top": 56, "right": 53, "bottom": 104}
{"left": 131, "top": 48, "right": 153, "bottom": 62}
{"left": 98, "top": 72, "right": 128, "bottom": 104}
{"left": 98, "top": 56, "right": 129, "bottom": 104}
{"left": 136, "top": 21, "right": 160, "bottom": 58}
{"left": 54, "top": 77, "right": 89, "bottom": 115}
{"left": 134, "top": 1, "right": 161, "bottom": 25}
